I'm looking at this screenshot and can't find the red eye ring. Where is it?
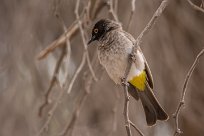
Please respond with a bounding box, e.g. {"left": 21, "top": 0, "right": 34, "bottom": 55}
{"left": 94, "top": 28, "right": 98, "bottom": 33}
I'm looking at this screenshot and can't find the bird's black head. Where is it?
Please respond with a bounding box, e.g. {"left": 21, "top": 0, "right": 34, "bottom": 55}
{"left": 88, "top": 19, "right": 120, "bottom": 44}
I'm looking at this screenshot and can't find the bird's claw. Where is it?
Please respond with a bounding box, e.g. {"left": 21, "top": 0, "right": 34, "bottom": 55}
{"left": 128, "top": 53, "right": 135, "bottom": 62}
{"left": 121, "top": 77, "right": 129, "bottom": 86}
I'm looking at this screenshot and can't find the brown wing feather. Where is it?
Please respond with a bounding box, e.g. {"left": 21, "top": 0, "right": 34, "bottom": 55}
{"left": 144, "top": 61, "right": 154, "bottom": 89}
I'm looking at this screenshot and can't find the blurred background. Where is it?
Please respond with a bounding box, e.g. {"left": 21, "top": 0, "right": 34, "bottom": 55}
{"left": 0, "top": 0, "right": 204, "bottom": 136}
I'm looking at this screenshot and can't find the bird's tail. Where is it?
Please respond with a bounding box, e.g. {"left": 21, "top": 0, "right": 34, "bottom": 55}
{"left": 128, "top": 83, "right": 168, "bottom": 126}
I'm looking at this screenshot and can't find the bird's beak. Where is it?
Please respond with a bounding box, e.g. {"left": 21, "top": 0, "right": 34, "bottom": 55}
{"left": 87, "top": 35, "right": 96, "bottom": 45}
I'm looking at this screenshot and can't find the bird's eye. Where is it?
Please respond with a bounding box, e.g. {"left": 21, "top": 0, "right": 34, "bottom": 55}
{"left": 94, "top": 28, "right": 98, "bottom": 33}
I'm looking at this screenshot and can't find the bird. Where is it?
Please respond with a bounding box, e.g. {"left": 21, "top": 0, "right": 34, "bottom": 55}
{"left": 88, "top": 19, "right": 168, "bottom": 126}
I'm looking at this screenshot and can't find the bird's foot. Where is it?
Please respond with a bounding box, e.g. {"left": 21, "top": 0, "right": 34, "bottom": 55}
{"left": 121, "top": 77, "right": 129, "bottom": 86}
{"left": 128, "top": 53, "right": 135, "bottom": 63}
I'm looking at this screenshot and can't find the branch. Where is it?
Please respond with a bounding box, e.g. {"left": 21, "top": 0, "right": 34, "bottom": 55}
{"left": 121, "top": 55, "right": 143, "bottom": 136}
{"left": 186, "top": 0, "right": 204, "bottom": 13}
{"left": 74, "top": 0, "right": 98, "bottom": 81}
{"left": 37, "top": 1, "right": 106, "bottom": 135}
{"left": 38, "top": 45, "right": 66, "bottom": 116}
{"left": 122, "top": 79, "right": 132, "bottom": 136}
{"left": 59, "top": 45, "right": 100, "bottom": 136}
{"left": 37, "top": 20, "right": 79, "bottom": 60}
{"left": 121, "top": 0, "right": 169, "bottom": 136}
{"left": 38, "top": 5, "right": 72, "bottom": 116}
{"left": 60, "top": 72, "right": 92, "bottom": 136}
{"left": 130, "top": 121, "right": 144, "bottom": 136}
{"left": 173, "top": 48, "right": 204, "bottom": 136}
{"left": 37, "top": 81, "right": 65, "bottom": 136}
{"left": 134, "top": 0, "right": 169, "bottom": 47}
{"left": 37, "top": 1, "right": 106, "bottom": 60}
{"left": 107, "top": 0, "right": 119, "bottom": 22}
{"left": 37, "top": 5, "right": 73, "bottom": 133}
{"left": 127, "top": 0, "right": 136, "bottom": 31}
{"left": 66, "top": 52, "right": 86, "bottom": 93}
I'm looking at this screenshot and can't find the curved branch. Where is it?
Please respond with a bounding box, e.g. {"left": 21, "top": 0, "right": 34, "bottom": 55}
{"left": 173, "top": 48, "right": 204, "bottom": 136}
{"left": 122, "top": 0, "right": 169, "bottom": 136}
{"left": 187, "top": 0, "right": 204, "bottom": 13}
{"left": 127, "top": 0, "right": 136, "bottom": 31}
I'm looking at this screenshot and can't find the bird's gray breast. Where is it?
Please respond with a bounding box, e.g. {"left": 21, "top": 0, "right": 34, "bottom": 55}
{"left": 97, "top": 31, "right": 133, "bottom": 84}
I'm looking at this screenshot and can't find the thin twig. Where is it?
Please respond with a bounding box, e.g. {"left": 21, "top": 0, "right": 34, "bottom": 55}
{"left": 74, "top": 0, "right": 98, "bottom": 82}
{"left": 130, "top": 121, "right": 144, "bottom": 136}
{"left": 38, "top": 46, "right": 66, "bottom": 117}
{"left": 127, "top": 0, "right": 136, "bottom": 31}
{"left": 55, "top": 7, "right": 72, "bottom": 87}
{"left": 186, "top": 0, "right": 204, "bottom": 13}
{"left": 37, "top": 80, "right": 65, "bottom": 136}
{"left": 121, "top": 54, "right": 133, "bottom": 136}
{"left": 37, "top": 20, "right": 78, "bottom": 60}
{"left": 134, "top": 0, "right": 169, "bottom": 48}
{"left": 90, "top": 0, "right": 107, "bottom": 20}
{"left": 37, "top": 2, "right": 106, "bottom": 60}
{"left": 173, "top": 49, "right": 204, "bottom": 136}
{"left": 59, "top": 50, "right": 99, "bottom": 136}
{"left": 38, "top": 5, "right": 73, "bottom": 116}
{"left": 67, "top": 52, "right": 86, "bottom": 94}
{"left": 122, "top": 81, "right": 132, "bottom": 136}
{"left": 37, "top": 4, "right": 72, "bottom": 134}
{"left": 66, "top": 0, "right": 96, "bottom": 94}
{"left": 107, "top": 0, "right": 119, "bottom": 22}
{"left": 60, "top": 73, "right": 92, "bottom": 136}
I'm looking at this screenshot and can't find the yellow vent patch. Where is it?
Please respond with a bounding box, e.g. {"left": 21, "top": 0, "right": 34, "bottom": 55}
{"left": 129, "top": 71, "right": 146, "bottom": 91}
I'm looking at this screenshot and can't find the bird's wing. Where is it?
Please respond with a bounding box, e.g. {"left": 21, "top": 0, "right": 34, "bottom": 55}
{"left": 144, "top": 60, "right": 154, "bottom": 89}
{"left": 123, "top": 30, "right": 154, "bottom": 89}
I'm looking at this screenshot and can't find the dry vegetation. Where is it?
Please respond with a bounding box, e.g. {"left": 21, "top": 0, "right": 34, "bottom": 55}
{"left": 0, "top": 0, "right": 204, "bottom": 136}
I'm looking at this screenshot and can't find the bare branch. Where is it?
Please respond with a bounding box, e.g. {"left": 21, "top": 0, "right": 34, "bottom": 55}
{"left": 60, "top": 73, "right": 93, "bottom": 136}
{"left": 37, "top": 1, "right": 107, "bottom": 135}
{"left": 122, "top": 80, "right": 132, "bottom": 136}
{"left": 121, "top": 54, "right": 144, "bottom": 136}
{"left": 37, "top": 2, "right": 106, "bottom": 60}
{"left": 37, "top": 81, "right": 65, "bottom": 136}
{"left": 107, "top": 0, "right": 119, "bottom": 22}
{"left": 66, "top": 0, "right": 97, "bottom": 94}
{"left": 74, "top": 0, "right": 98, "bottom": 81}
{"left": 127, "top": 0, "right": 136, "bottom": 31}
{"left": 186, "top": 0, "right": 204, "bottom": 13}
{"left": 134, "top": 0, "right": 169, "bottom": 47}
{"left": 173, "top": 48, "right": 204, "bottom": 136}
{"left": 38, "top": 46, "right": 66, "bottom": 117}
{"left": 121, "top": 0, "right": 169, "bottom": 136}
{"left": 38, "top": 5, "right": 73, "bottom": 116}
{"left": 59, "top": 48, "right": 100, "bottom": 136}
{"left": 37, "top": 20, "right": 79, "bottom": 60}
{"left": 90, "top": 0, "right": 107, "bottom": 20}
{"left": 129, "top": 121, "right": 144, "bottom": 136}
{"left": 37, "top": 4, "right": 73, "bottom": 134}
{"left": 67, "top": 52, "right": 86, "bottom": 94}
